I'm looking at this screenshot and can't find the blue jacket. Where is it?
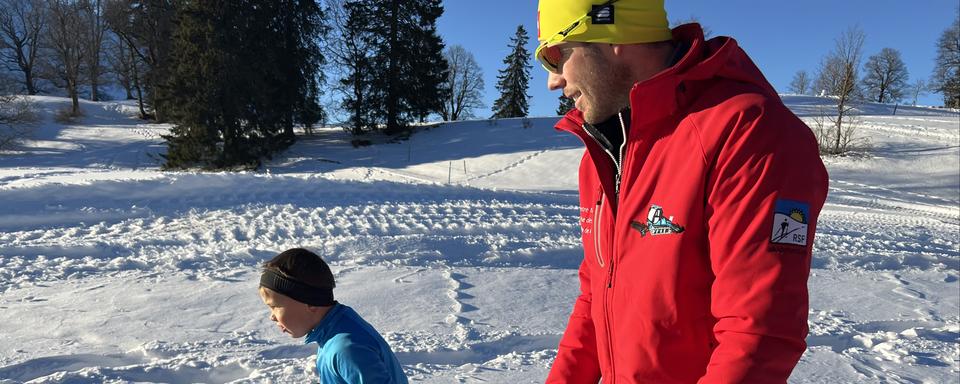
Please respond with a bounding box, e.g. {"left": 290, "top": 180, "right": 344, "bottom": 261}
{"left": 304, "top": 303, "right": 408, "bottom": 384}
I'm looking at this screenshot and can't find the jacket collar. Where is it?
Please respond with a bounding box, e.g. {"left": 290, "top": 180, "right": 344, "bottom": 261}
{"left": 556, "top": 23, "right": 777, "bottom": 139}
{"left": 304, "top": 302, "right": 345, "bottom": 346}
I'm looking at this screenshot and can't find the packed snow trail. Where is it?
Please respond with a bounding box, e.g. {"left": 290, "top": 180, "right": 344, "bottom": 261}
{"left": 0, "top": 96, "right": 957, "bottom": 383}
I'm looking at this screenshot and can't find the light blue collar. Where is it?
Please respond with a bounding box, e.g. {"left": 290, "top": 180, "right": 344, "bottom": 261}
{"left": 304, "top": 302, "right": 344, "bottom": 345}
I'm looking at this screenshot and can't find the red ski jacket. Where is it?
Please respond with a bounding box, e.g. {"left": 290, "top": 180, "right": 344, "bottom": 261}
{"left": 546, "top": 24, "right": 829, "bottom": 383}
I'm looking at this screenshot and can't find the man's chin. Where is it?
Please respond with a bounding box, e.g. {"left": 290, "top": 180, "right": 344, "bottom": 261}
{"left": 583, "top": 112, "right": 616, "bottom": 125}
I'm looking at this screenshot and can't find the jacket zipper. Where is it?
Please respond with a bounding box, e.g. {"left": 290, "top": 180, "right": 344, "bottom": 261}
{"left": 581, "top": 123, "right": 622, "bottom": 197}
{"left": 615, "top": 112, "right": 628, "bottom": 197}
{"left": 606, "top": 111, "right": 630, "bottom": 382}
{"left": 594, "top": 196, "right": 605, "bottom": 267}
{"left": 582, "top": 112, "right": 629, "bottom": 382}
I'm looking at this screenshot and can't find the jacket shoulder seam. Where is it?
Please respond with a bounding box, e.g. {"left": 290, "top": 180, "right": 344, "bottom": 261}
{"left": 686, "top": 115, "right": 710, "bottom": 167}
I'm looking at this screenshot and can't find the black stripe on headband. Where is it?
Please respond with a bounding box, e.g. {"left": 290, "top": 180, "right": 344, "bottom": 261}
{"left": 260, "top": 270, "right": 335, "bottom": 307}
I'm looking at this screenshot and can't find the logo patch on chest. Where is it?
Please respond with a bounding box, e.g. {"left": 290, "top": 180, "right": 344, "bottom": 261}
{"left": 770, "top": 199, "right": 810, "bottom": 246}
{"left": 631, "top": 204, "right": 684, "bottom": 237}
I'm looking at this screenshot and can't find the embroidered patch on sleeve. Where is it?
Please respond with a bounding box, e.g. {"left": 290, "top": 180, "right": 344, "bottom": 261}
{"left": 770, "top": 199, "right": 810, "bottom": 246}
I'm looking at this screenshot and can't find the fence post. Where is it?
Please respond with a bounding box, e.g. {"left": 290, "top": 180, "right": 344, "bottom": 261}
{"left": 448, "top": 161, "right": 452, "bottom": 184}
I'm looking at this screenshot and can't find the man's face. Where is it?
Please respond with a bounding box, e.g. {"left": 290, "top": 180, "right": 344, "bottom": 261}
{"left": 548, "top": 43, "right": 634, "bottom": 124}
{"left": 259, "top": 287, "right": 318, "bottom": 338}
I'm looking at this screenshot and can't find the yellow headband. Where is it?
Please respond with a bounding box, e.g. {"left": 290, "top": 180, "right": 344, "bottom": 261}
{"left": 537, "top": 0, "right": 672, "bottom": 45}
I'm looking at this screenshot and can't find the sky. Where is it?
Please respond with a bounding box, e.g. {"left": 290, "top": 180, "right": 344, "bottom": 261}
{"left": 437, "top": 0, "right": 959, "bottom": 118}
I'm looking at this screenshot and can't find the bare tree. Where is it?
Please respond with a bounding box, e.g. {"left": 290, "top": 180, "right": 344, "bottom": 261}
{"left": 861, "top": 48, "right": 909, "bottom": 103}
{"left": 814, "top": 26, "right": 866, "bottom": 154}
{"left": 104, "top": 32, "right": 133, "bottom": 99}
{"left": 911, "top": 78, "right": 928, "bottom": 106}
{"left": 103, "top": 0, "right": 176, "bottom": 120}
{"left": 788, "top": 70, "right": 810, "bottom": 95}
{"left": 43, "top": 0, "right": 90, "bottom": 116}
{"left": 0, "top": 0, "right": 46, "bottom": 95}
{"left": 0, "top": 78, "right": 36, "bottom": 150}
{"left": 103, "top": 0, "right": 151, "bottom": 120}
{"left": 671, "top": 15, "right": 712, "bottom": 38}
{"left": 440, "top": 44, "right": 484, "bottom": 121}
{"left": 85, "top": 0, "right": 107, "bottom": 101}
{"left": 931, "top": 9, "right": 960, "bottom": 108}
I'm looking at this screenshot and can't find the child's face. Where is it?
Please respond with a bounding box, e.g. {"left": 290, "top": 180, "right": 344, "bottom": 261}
{"left": 259, "top": 287, "right": 321, "bottom": 338}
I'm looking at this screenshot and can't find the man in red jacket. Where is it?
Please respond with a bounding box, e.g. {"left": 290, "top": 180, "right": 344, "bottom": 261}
{"left": 535, "top": 0, "right": 829, "bottom": 383}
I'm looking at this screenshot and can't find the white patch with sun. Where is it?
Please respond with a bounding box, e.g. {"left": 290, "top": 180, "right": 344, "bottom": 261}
{"left": 770, "top": 199, "right": 810, "bottom": 246}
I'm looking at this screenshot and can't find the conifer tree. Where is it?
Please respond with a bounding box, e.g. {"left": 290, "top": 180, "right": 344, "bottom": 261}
{"left": 332, "top": 0, "right": 379, "bottom": 135}
{"left": 491, "top": 25, "right": 531, "bottom": 119}
{"left": 358, "top": 0, "right": 448, "bottom": 134}
{"left": 162, "top": 0, "right": 326, "bottom": 169}
{"left": 407, "top": 0, "right": 448, "bottom": 123}
{"left": 161, "top": 0, "right": 230, "bottom": 168}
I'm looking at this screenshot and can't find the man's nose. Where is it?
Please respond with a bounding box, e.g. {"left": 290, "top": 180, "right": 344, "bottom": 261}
{"left": 270, "top": 313, "right": 277, "bottom": 322}
{"left": 547, "top": 72, "right": 566, "bottom": 91}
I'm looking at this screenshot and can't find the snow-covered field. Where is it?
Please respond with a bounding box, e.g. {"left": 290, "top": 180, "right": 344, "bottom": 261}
{"left": 0, "top": 95, "right": 957, "bottom": 383}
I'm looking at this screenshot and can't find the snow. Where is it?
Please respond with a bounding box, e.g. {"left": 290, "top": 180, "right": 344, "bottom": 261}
{"left": 0, "top": 95, "right": 958, "bottom": 383}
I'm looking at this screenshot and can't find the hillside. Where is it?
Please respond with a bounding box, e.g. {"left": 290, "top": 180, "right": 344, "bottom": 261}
{"left": 0, "top": 95, "right": 957, "bottom": 383}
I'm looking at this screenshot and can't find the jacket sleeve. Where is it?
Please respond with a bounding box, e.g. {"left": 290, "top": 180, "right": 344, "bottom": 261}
{"left": 546, "top": 257, "right": 602, "bottom": 383}
{"left": 697, "top": 99, "right": 828, "bottom": 383}
{"left": 332, "top": 341, "right": 394, "bottom": 384}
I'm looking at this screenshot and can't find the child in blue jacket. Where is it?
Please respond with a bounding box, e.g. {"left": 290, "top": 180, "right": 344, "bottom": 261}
{"left": 258, "top": 248, "right": 408, "bottom": 383}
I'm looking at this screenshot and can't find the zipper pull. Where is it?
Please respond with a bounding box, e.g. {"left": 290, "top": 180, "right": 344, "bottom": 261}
{"left": 607, "top": 263, "right": 614, "bottom": 288}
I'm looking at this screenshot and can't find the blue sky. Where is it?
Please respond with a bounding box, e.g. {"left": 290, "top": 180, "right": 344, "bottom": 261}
{"left": 437, "top": 0, "right": 959, "bottom": 118}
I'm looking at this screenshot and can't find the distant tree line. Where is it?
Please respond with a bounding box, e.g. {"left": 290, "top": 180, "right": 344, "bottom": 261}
{"left": 0, "top": 0, "right": 539, "bottom": 169}
{"left": 789, "top": 10, "right": 959, "bottom": 108}
{"left": 786, "top": 10, "right": 960, "bottom": 155}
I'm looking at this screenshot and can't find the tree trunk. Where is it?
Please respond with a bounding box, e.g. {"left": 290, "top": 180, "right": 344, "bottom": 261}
{"left": 25, "top": 70, "right": 36, "bottom": 95}
{"left": 282, "top": 119, "right": 295, "bottom": 144}
{"left": 69, "top": 82, "right": 80, "bottom": 116}
{"left": 129, "top": 42, "right": 147, "bottom": 118}
{"left": 91, "top": 77, "right": 99, "bottom": 101}
{"left": 385, "top": 0, "right": 399, "bottom": 134}
{"left": 134, "top": 73, "right": 146, "bottom": 118}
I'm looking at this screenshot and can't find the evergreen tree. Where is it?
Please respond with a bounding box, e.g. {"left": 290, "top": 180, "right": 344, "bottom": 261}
{"left": 408, "top": 0, "right": 448, "bottom": 123}
{"left": 491, "top": 25, "right": 531, "bottom": 119}
{"left": 358, "top": 0, "right": 448, "bottom": 134}
{"left": 161, "top": 0, "right": 230, "bottom": 168}
{"left": 240, "top": 0, "right": 326, "bottom": 144}
{"left": 162, "top": 0, "right": 326, "bottom": 169}
{"left": 333, "top": 0, "right": 380, "bottom": 135}
{"left": 557, "top": 95, "right": 574, "bottom": 115}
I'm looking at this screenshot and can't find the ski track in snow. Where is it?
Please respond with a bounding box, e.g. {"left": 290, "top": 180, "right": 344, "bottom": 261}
{"left": 0, "top": 96, "right": 958, "bottom": 383}
{"left": 0, "top": 177, "right": 584, "bottom": 293}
